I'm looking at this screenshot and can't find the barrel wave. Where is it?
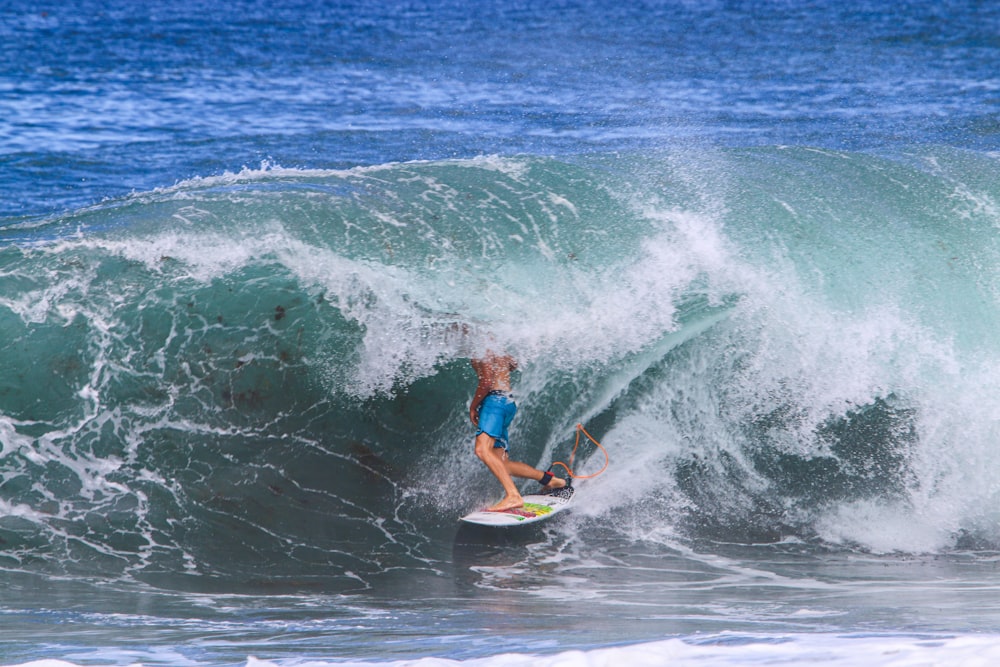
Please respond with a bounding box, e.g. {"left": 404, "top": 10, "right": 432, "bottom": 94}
{"left": 1, "top": 148, "right": 999, "bottom": 593}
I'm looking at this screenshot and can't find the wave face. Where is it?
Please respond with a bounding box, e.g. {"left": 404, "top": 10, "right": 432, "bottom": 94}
{"left": 1, "top": 148, "right": 999, "bottom": 590}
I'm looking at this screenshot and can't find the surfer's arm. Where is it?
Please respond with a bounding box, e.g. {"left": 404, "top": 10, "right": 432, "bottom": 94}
{"left": 470, "top": 380, "right": 490, "bottom": 425}
{"left": 469, "top": 358, "right": 492, "bottom": 425}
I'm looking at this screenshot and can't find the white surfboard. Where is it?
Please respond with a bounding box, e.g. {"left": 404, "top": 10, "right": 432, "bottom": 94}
{"left": 459, "top": 485, "right": 575, "bottom": 527}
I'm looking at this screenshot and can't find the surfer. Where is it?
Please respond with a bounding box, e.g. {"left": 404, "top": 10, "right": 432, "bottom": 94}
{"left": 470, "top": 352, "right": 567, "bottom": 511}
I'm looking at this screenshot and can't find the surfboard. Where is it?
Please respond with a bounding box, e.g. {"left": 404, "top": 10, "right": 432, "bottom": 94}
{"left": 459, "top": 484, "right": 575, "bottom": 527}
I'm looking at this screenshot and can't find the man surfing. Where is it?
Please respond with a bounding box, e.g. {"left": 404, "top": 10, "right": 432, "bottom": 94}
{"left": 470, "top": 352, "right": 567, "bottom": 511}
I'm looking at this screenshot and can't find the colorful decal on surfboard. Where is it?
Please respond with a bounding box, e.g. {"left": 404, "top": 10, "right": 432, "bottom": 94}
{"left": 498, "top": 502, "right": 554, "bottom": 520}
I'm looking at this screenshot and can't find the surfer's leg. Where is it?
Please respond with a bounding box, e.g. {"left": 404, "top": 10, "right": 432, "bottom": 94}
{"left": 474, "top": 432, "right": 524, "bottom": 510}
{"left": 503, "top": 460, "right": 567, "bottom": 489}
{"left": 537, "top": 469, "right": 568, "bottom": 490}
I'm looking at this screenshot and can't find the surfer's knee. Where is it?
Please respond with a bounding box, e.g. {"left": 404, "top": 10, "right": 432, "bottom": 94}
{"left": 474, "top": 433, "right": 496, "bottom": 461}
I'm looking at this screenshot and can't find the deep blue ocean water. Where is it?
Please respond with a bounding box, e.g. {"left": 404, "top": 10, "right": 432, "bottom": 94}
{"left": 3, "top": 1, "right": 1000, "bottom": 665}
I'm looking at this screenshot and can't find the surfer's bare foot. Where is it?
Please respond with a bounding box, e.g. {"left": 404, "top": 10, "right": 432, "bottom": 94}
{"left": 539, "top": 470, "right": 567, "bottom": 490}
{"left": 488, "top": 495, "right": 524, "bottom": 512}
{"left": 542, "top": 477, "right": 567, "bottom": 490}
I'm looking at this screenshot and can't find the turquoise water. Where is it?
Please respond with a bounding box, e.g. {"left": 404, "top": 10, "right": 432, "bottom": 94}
{"left": 3, "top": 1, "right": 1000, "bottom": 665}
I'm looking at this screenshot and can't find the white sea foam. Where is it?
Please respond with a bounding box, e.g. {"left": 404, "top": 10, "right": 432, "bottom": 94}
{"left": 7, "top": 634, "right": 1000, "bottom": 667}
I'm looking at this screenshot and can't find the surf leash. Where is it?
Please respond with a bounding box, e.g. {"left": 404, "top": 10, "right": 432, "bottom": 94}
{"left": 548, "top": 423, "right": 610, "bottom": 482}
